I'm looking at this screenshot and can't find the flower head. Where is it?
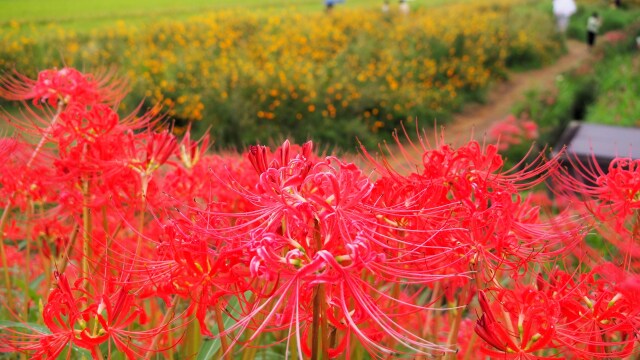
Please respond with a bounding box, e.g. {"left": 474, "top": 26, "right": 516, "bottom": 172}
{"left": 0, "top": 68, "right": 127, "bottom": 107}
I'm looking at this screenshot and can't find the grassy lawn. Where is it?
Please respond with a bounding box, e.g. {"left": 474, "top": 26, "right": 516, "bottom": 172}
{"left": 0, "top": 0, "right": 471, "bottom": 32}
{"left": 0, "top": 0, "right": 357, "bottom": 33}
{"left": 1, "top": 0, "right": 343, "bottom": 21}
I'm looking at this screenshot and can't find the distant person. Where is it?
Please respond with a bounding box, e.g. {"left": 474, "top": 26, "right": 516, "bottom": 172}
{"left": 382, "top": 0, "right": 390, "bottom": 13}
{"left": 399, "top": 0, "right": 410, "bottom": 15}
{"left": 587, "top": 12, "right": 602, "bottom": 48}
{"left": 325, "top": 0, "right": 335, "bottom": 13}
{"left": 325, "top": 0, "right": 344, "bottom": 13}
{"left": 553, "top": 0, "right": 577, "bottom": 34}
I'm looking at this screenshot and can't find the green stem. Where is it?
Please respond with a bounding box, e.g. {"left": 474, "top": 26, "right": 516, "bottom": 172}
{"left": 289, "top": 333, "right": 298, "bottom": 359}
{"left": 241, "top": 333, "right": 261, "bottom": 360}
{"left": 422, "top": 282, "right": 442, "bottom": 341}
{"left": 181, "top": 314, "right": 201, "bottom": 360}
{"left": 144, "top": 297, "right": 180, "bottom": 360}
{"left": 446, "top": 283, "right": 469, "bottom": 360}
{"left": 214, "top": 304, "right": 231, "bottom": 360}
{"left": 320, "top": 284, "right": 329, "bottom": 360}
{"left": 167, "top": 321, "right": 175, "bottom": 360}
{"left": 58, "top": 223, "right": 79, "bottom": 274}
{"left": 81, "top": 178, "right": 92, "bottom": 289}
{"left": 34, "top": 202, "right": 52, "bottom": 294}
{"left": 311, "top": 285, "right": 321, "bottom": 360}
{"left": 0, "top": 203, "right": 14, "bottom": 306}
{"left": 329, "top": 323, "right": 337, "bottom": 352}
{"left": 23, "top": 198, "right": 34, "bottom": 320}
{"left": 91, "top": 222, "right": 122, "bottom": 273}
{"left": 311, "top": 219, "right": 328, "bottom": 360}
{"left": 462, "top": 331, "right": 478, "bottom": 360}
{"left": 94, "top": 345, "right": 104, "bottom": 359}
{"left": 240, "top": 292, "right": 259, "bottom": 360}
{"left": 133, "top": 195, "right": 147, "bottom": 264}
{"left": 101, "top": 204, "right": 110, "bottom": 270}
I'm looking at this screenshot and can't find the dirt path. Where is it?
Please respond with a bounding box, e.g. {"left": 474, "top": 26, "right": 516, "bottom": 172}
{"left": 428, "top": 39, "right": 590, "bottom": 146}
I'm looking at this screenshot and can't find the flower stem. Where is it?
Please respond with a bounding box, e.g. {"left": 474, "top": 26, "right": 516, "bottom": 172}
{"left": 133, "top": 194, "right": 146, "bottom": 265}
{"left": 215, "top": 304, "right": 231, "bottom": 360}
{"left": 81, "top": 178, "right": 92, "bottom": 290}
{"left": 0, "top": 204, "right": 14, "bottom": 305}
{"left": 422, "top": 282, "right": 442, "bottom": 341}
{"left": 181, "top": 314, "right": 201, "bottom": 360}
{"left": 144, "top": 297, "right": 180, "bottom": 360}
{"left": 57, "top": 223, "right": 78, "bottom": 274}
{"left": 320, "top": 284, "right": 329, "bottom": 360}
{"left": 22, "top": 198, "right": 34, "bottom": 319}
{"left": 311, "top": 220, "right": 329, "bottom": 360}
{"left": 462, "top": 330, "right": 478, "bottom": 360}
{"left": 311, "top": 284, "right": 322, "bottom": 360}
{"left": 446, "top": 283, "right": 469, "bottom": 360}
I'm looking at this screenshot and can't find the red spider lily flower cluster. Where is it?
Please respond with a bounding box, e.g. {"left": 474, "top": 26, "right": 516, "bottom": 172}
{"left": 0, "top": 68, "right": 639, "bottom": 359}
{"left": 556, "top": 155, "right": 640, "bottom": 270}
{"left": 7, "top": 272, "right": 153, "bottom": 359}
{"left": 488, "top": 114, "right": 539, "bottom": 151}
{"left": 0, "top": 68, "right": 127, "bottom": 107}
{"left": 476, "top": 265, "right": 640, "bottom": 359}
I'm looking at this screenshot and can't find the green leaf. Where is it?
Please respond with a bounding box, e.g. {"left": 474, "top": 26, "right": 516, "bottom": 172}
{"left": 256, "top": 348, "right": 287, "bottom": 360}
{"left": 196, "top": 338, "right": 220, "bottom": 360}
{"left": 29, "top": 273, "right": 45, "bottom": 291}
{"left": 196, "top": 295, "right": 241, "bottom": 360}
{"left": 0, "top": 321, "right": 92, "bottom": 357}
{"left": 0, "top": 320, "right": 49, "bottom": 333}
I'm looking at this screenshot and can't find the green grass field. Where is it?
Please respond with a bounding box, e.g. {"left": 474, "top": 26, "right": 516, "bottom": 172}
{"left": 0, "top": 0, "right": 469, "bottom": 31}
{"left": 2, "top": 0, "right": 342, "bottom": 21}
{"left": 0, "top": 0, "right": 349, "bottom": 33}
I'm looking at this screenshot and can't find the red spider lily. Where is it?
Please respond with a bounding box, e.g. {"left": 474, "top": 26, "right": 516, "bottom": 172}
{"left": 123, "top": 129, "right": 178, "bottom": 197}
{"left": 362, "top": 126, "right": 560, "bottom": 201}
{"left": 247, "top": 140, "right": 314, "bottom": 175}
{"left": 554, "top": 156, "right": 640, "bottom": 269}
{"left": 177, "top": 125, "right": 210, "bottom": 169}
{"left": 162, "top": 151, "right": 255, "bottom": 214}
{"left": 203, "top": 140, "right": 457, "bottom": 358}
{"left": 0, "top": 68, "right": 127, "bottom": 107}
{"left": 593, "top": 158, "right": 640, "bottom": 221}
{"left": 6, "top": 65, "right": 640, "bottom": 360}
{"left": 0, "top": 272, "right": 171, "bottom": 359}
{"left": 559, "top": 158, "right": 640, "bottom": 222}
{"left": 135, "top": 219, "right": 248, "bottom": 337}
{"left": 361, "top": 128, "right": 581, "bottom": 283}
{"left": 51, "top": 103, "right": 120, "bottom": 151}
{"left": 475, "top": 289, "right": 561, "bottom": 359}
{"left": 596, "top": 262, "right": 640, "bottom": 302}
{"left": 537, "top": 266, "right": 640, "bottom": 359}
{"left": 0, "top": 145, "right": 57, "bottom": 208}
{"left": 488, "top": 114, "right": 539, "bottom": 151}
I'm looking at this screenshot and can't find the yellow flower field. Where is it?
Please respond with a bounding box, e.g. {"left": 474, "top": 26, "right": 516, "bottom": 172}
{"left": 0, "top": 0, "right": 563, "bottom": 148}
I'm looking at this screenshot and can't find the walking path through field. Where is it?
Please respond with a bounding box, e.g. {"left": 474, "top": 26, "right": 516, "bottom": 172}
{"left": 424, "top": 39, "right": 590, "bottom": 146}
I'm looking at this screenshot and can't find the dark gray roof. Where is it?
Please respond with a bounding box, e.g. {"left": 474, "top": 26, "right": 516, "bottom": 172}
{"left": 555, "top": 121, "right": 640, "bottom": 163}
